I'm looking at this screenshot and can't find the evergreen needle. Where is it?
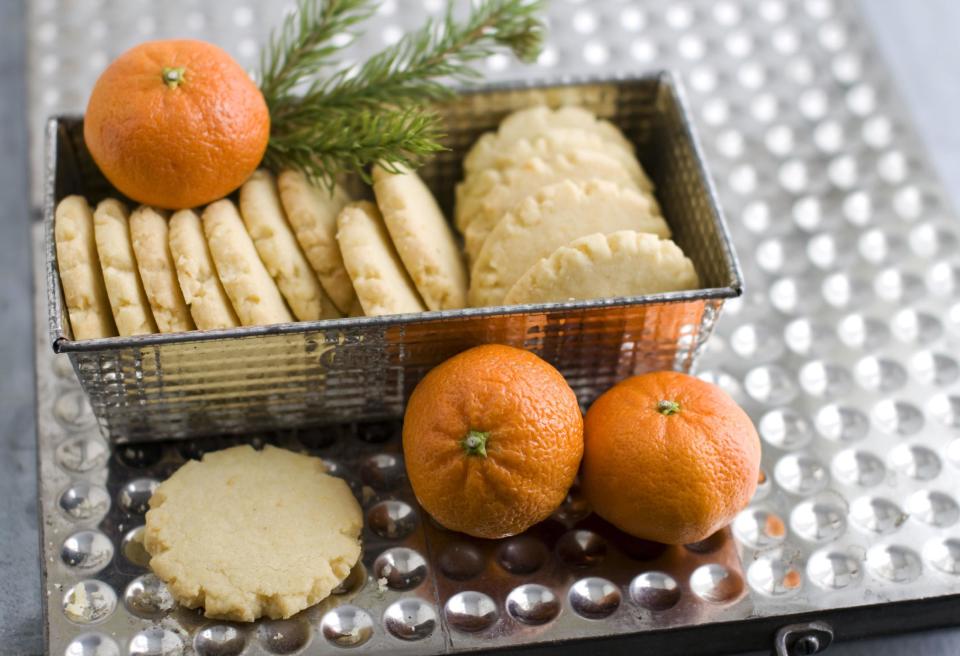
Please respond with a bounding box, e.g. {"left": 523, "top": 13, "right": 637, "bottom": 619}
{"left": 259, "top": 0, "right": 546, "bottom": 187}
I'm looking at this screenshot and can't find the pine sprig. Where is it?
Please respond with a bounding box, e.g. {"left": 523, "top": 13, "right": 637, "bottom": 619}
{"left": 258, "top": 0, "right": 375, "bottom": 109}
{"left": 259, "top": 0, "right": 546, "bottom": 187}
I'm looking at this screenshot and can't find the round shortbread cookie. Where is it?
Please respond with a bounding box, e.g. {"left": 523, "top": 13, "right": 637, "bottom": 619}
{"left": 277, "top": 169, "right": 357, "bottom": 315}
{"left": 143, "top": 445, "right": 362, "bottom": 621}
{"left": 504, "top": 230, "right": 700, "bottom": 305}
{"left": 469, "top": 179, "right": 671, "bottom": 307}
{"left": 93, "top": 198, "right": 158, "bottom": 336}
{"left": 463, "top": 127, "right": 653, "bottom": 192}
{"left": 372, "top": 165, "right": 467, "bottom": 310}
{"left": 54, "top": 195, "right": 117, "bottom": 340}
{"left": 129, "top": 206, "right": 196, "bottom": 333}
{"left": 168, "top": 209, "right": 241, "bottom": 331}
{"left": 336, "top": 201, "right": 426, "bottom": 317}
{"left": 465, "top": 105, "right": 635, "bottom": 171}
{"left": 456, "top": 152, "right": 659, "bottom": 262}
{"left": 239, "top": 170, "right": 338, "bottom": 321}
{"left": 202, "top": 199, "right": 293, "bottom": 327}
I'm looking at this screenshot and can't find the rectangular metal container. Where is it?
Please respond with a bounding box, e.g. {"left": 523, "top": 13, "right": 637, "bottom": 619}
{"left": 44, "top": 72, "right": 742, "bottom": 443}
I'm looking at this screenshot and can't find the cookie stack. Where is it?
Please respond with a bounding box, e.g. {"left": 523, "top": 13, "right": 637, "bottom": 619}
{"left": 54, "top": 166, "right": 468, "bottom": 339}
{"left": 457, "top": 106, "right": 700, "bottom": 306}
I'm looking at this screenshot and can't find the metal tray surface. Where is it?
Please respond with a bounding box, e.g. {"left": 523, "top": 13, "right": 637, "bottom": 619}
{"left": 44, "top": 72, "right": 739, "bottom": 443}
{"left": 30, "top": 0, "right": 960, "bottom": 655}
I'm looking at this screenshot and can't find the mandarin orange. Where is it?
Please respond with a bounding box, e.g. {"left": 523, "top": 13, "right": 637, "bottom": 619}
{"left": 581, "top": 370, "right": 761, "bottom": 545}
{"left": 402, "top": 345, "right": 583, "bottom": 539}
{"left": 84, "top": 39, "right": 269, "bottom": 210}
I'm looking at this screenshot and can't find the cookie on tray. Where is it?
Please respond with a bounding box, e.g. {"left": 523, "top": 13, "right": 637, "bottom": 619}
{"left": 277, "top": 169, "right": 357, "bottom": 315}
{"left": 504, "top": 230, "right": 700, "bottom": 305}
{"left": 129, "top": 205, "right": 196, "bottom": 333}
{"left": 469, "top": 179, "right": 670, "bottom": 307}
{"left": 54, "top": 195, "right": 117, "bottom": 339}
{"left": 336, "top": 201, "right": 426, "bottom": 317}
{"left": 143, "top": 445, "right": 363, "bottom": 621}
{"left": 168, "top": 209, "right": 240, "bottom": 330}
{"left": 456, "top": 151, "right": 655, "bottom": 261}
{"left": 239, "top": 170, "right": 338, "bottom": 321}
{"left": 372, "top": 165, "right": 467, "bottom": 310}
{"left": 464, "top": 127, "right": 653, "bottom": 192}
{"left": 93, "top": 198, "right": 158, "bottom": 336}
{"left": 202, "top": 199, "right": 293, "bottom": 327}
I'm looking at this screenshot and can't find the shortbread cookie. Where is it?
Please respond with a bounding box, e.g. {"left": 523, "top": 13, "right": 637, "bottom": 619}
{"left": 168, "top": 209, "right": 241, "bottom": 330}
{"left": 239, "top": 170, "right": 337, "bottom": 321}
{"left": 456, "top": 152, "right": 656, "bottom": 261}
{"left": 55, "top": 196, "right": 117, "bottom": 340}
{"left": 336, "top": 201, "right": 426, "bottom": 316}
{"left": 504, "top": 231, "right": 700, "bottom": 305}
{"left": 466, "top": 106, "right": 635, "bottom": 170}
{"left": 129, "top": 206, "right": 196, "bottom": 333}
{"left": 469, "top": 179, "right": 671, "bottom": 307}
{"left": 143, "top": 445, "right": 362, "bottom": 622}
{"left": 372, "top": 165, "right": 467, "bottom": 310}
{"left": 277, "top": 169, "right": 357, "bottom": 315}
{"left": 202, "top": 199, "right": 293, "bottom": 327}
{"left": 93, "top": 198, "right": 158, "bottom": 336}
{"left": 464, "top": 127, "right": 653, "bottom": 191}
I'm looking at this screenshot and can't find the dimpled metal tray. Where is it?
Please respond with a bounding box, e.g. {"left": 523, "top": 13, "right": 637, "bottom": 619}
{"left": 30, "top": 0, "right": 960, "bottom": 654}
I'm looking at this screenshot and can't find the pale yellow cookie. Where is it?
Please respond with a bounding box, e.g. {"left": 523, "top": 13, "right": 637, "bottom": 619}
{"left": 168, "top": 209, "right": 241, "bottom": 331}
{"left": 54, "top": 195, "right": 117, "bottom": 340}
{"left": 469, "top": 179, "right": 671, "bottom": 307}
{"left": 504, "top": 230, "right": 700, "bottom": 305}
{"left": 277, "top": 169, "right": 357, "bottom": 315}
{"left": 336, "top": 201, "right": 426, "bottom": 316}
{"left": 143, "top": 445, "right": 362, "bottom": 622}
{"left": 372, "top": 165, "right": 467, "bottom": 310}
{"left": 457, "top": 152, "right": 657, "bottom": 263}
{"left": 463, "top": 127, "right": 653, "bottom": 191}
{"left": 464, "top": 105, "right": 635, "bottom": 171}
{"left": 239, "top": 170, "right": 337, "bottom": 321}
{"left": 93, "top": 198, "right": 158, "bottom": 336}
{"left": 129, "top": 206, "right": 196, "bottom": 333}
{"left": 202, "top": 199, "right": 293, "bottom": 327}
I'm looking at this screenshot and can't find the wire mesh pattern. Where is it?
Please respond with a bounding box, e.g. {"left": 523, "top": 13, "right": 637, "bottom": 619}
{"left": 28, "top": 0, "right": 960, "bottom": 655}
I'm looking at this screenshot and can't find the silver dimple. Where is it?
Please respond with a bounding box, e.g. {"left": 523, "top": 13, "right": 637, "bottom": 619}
{"left": 791, "top": 500, "right": 847, "bottom": 543}
{"left": 444, "top": 591, "right": 498, "bottom": 633}
{"left": 887, "top": 444, "right": 942, "bottom": 481}
{"left": 807, "top": 550, "right": 863, "bottom": 589}
{"left": 733, "top": 508, "right": 787, "bottom": 548}
{"left": 128, "top": 628, "right": 185, "bottom": 656}
{"left": 62, "top": 580, "right": 117, "bottom": 625}
{"left": 923, "top": 538, "right": 960, "bottom": 575}
{"left": 850, "top": 496, "right": 907, "bottom": 534}
{"left": 258, "top": 618, "right": 312, "bottom": 653}
{"left": 747, "top": 556, "right": 803, "bottom": 597}
{"left": 123, "top": 574, "right": 175, "bottom": 619}
{"left": 367, "top": 499, "right": 416, "bottom": 540}
{"left": 689, "top": 564, "right": 744, "bottom": 603}
{"left": 872, "top": 399, "right": 924, "bottom": 436}
{"left": 383, "top": 598, "right": 437, "bottom": 641}
{"left": 64, "top": 633, "right": 120, "bottom": 656}
{"left": 866, "top": 544, "right": 923, "bottom": 583}
{"left": 774, "top": 454, "right": 829, "bottom": 495}
{"left": 374, "top": 547, "right": 428, "bottom": 590}
{"left": 61, "top": 530, "right": 113, "bottom": 573}
{"left": 55, "top": 438, "right": 109, "bottom": 473}
{"left": 58, "top": 482, "right": 110, "bottom": 522}
{"left": 118, "top": 478, "right": 160, "bottom": 514}
{"left": 320, "top": 606, "right": 374, "bottom": 647}
{"left": 506, "top": 584, "right": 561, "bottom": 625}
{"left": 906, "top": 490, "right": 959, "bottom": 528}
{"left": 569, "top": 577, "right": 621, "bottom": 619}
{"left": 832, "top": 449, "right": 886, "bottom": 487}
{"left": 629, "top": 572, "right": 681, "bottom": 611}
{"left": 120, "top": 526, "right": 150, "bottom": 568}
{"left": 194, "top": 625, "right": 247, "bottom": 656}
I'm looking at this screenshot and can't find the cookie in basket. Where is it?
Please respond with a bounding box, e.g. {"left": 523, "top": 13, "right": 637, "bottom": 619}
{"left": 464, "top": 105, "right": 636, "bottom": 173}
{"left": 469, "top": 179, "right": 670, "bottom": 307}
{"left": 93, "top": 198, "right": 158, "bottom": 336}
{"left": 239, "top": 170, "right": 338, "bottom": 321}
{"left": 54, "top": 195, "right": 117, "bottom": 339}
{"left": 373, "top": 165, "right": 467, "bottom": 310}
{"left": 277, "top": 169, "right": 357, "bottom": 315}
{"left": 336, "top": 201, "right": 426, "bottom": 316}
{"left": 463, "top": 127, "right": 653, "bottom": 192}
{"left": 504, "top": 230, "right": 700, "bottom": 305}
{"left": 143, "top": 445, "right": 363, "bottom": 621}
{"left": 129, "top": 206, "right": 196, "bottom": 333}
{"left": 202, "top": 199, "right": 293, "bottom": 326}
{"left": 168, "top": 209, "right": 241, "bottom": 330}
{"left": 457, "top": 151, "right": 656, "bottom": 261}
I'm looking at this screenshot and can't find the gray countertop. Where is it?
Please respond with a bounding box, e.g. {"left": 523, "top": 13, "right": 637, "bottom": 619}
{"left": 1, "top": 1, "right": 958, "bottom": 653}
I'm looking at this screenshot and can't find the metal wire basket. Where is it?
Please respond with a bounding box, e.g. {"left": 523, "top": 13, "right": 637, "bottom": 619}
{"left": 44, "top": 71, "right": 742, "bottom": 443}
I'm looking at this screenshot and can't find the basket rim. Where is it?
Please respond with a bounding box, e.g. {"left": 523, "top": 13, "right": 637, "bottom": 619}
{"left": 44, "top": 70, "right": 744, "bottom": 354}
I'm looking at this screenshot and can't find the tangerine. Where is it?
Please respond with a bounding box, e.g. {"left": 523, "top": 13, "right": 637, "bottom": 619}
{"left": 84, "top": 39, "right": 270, "bottom": 210}
{"left": 581, "top": 370, "right": 761, "bottom": 545}
{"left": 402, "top": 345, "right": 583, "bottom": 539}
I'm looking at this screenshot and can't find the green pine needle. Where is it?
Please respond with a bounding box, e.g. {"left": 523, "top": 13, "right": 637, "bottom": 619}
{"left": 260, "top": 0, "right": 546, "bottom": 187}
